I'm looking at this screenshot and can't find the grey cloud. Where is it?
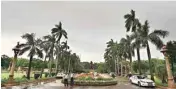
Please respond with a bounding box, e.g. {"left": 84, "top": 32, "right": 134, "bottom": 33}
{"left": 2, "top": 1, "right": 176, "bottom": 62}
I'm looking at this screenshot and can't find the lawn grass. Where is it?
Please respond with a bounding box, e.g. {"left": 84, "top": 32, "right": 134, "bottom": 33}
{"left": 147, "top": 75, "right": 168, "bottom": 87}
{"left": 1, "top": 71, "right": 45, "bottom": 79}
{"left": 154, "top": 76, "right": 168, "bottom": 87}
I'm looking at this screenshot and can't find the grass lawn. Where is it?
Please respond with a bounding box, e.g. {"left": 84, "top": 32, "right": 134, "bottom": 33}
{"left": 1, "top": 72, "right": 25, "bottom": 79}
{"left": 147, "top": 75, "right": 168, "bottom": 87}
{"left": 1, "top": 71, "right": 45, "bottom": 79}
{"left": 154, "top": 76, "right": 168, "bottom": 87}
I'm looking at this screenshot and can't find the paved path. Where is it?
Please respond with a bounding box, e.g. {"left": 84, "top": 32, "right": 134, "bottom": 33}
{"left": 30, "top": 79, "right": 166, "bottom": 89}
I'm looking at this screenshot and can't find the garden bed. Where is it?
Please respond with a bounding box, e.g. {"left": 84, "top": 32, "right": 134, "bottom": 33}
{"left": 61, "top": 77, "right": 117, "bottom": 86}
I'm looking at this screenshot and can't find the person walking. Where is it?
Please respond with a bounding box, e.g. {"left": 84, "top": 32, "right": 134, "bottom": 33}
{"left": 70, "top": 73, "right": 74, "bottom": 86}
{"left": 64, "top": 73, "right": 69, "bottom": 87}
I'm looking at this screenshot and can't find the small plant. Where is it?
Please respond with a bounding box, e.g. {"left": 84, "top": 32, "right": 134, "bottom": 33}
{"left": 45, "top": 73, "right": 49, "bottom": 77}
{"left": 111, "top": 74, "right": 116, "bottom": 78}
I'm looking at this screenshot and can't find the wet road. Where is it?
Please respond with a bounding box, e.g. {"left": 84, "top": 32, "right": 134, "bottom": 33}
{"left": 32, "top": 80, "right": 165, "bottom": 89}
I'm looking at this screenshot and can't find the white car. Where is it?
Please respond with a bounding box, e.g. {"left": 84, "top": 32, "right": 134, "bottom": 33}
{"left": 56, "top": 72, "right": 65, "bottom": 78}
{"left": 129, "top": 75, "right": 155, "bottom": 87}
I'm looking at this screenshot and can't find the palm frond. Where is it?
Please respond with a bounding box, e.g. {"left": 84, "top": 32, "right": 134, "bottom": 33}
{"left": 18, "top": 43, "right": 28, "bottom": 48}
{"left": 124, "top": 14, "right": 131, "bottom": 19}
{"left": 27, "top": 47, "right": 35, "bottom": 57}
{"left": 131, "top": 9, "right": 135, "bottom": 18}
{"left": 149, "top": 33, "right": 164, "bottom": 49}
{"left": 19, "top": 46, "right": 31, "bottom": 55}
{"left": 152, "top": 30, "right": 169, "bottom": 38}
{"left": 36, "top": 47, "right": 43, "bottom": 58}
{"left": 21, "top": 33, "right": 35, "bottom": 45}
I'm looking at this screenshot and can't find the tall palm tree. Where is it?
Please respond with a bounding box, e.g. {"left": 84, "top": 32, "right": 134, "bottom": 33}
{"left": 43, "top": 34, "right": 56, "bottom": 76}
{"left": 120, "top": 35, "right": 134, "bottom": 73}
{"left": 131, "top": 30, "right": 143, "bottom": 75}
{"left": 139, "top": 20, "right": 169, "bottom": 81}
{"left": 124, "top": 10, "right": 141, "bottom": 32}
{"left": 18, "top": 33, "right": 43, "bottom": 80}
{"left": 38, "top": 39, "right": 50, "bottom": 78}
{"left": 124, "top": 10, "right": 142, "bottom": 75}
{"left": 51, "top": 22, "right": 68, "bottom": 74}
{"left": 51, "top": 22, "right": 68, "bottom": 42}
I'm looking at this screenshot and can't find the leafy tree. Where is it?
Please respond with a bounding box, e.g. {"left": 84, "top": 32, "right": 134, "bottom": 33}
{"left": 120, "top": 35, "right": 134, "bottom": 73}
{"left": 1, "top": 55, "right": 11, "bottom": 69}
{"left": 155, "top": 64, "right": 167, "bottom": 83}
{"left": 18, "top": 33, "right": 43, "bottom": 80}
{"left": 16, "top": 58, "right": 29, "bottom": 67}
{"left": 166, "top": 41, "right": 176, "bottom": 76}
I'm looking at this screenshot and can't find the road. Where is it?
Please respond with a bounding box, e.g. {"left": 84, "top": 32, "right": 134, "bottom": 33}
{"left": 31, "top": 79, "right": 165, "bottom": 89}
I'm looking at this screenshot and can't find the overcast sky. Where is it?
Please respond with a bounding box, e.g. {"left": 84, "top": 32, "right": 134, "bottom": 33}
{"left": 1, "top": 1, "right": 176, "bottom": 62}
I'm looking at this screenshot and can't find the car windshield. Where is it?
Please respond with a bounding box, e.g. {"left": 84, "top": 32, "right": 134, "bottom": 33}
{"left": 137, "top": 76, "right": 145, "bottom": 79}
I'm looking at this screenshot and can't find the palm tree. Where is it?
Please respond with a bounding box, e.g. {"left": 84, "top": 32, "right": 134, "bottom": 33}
{"left": 18, "top": 33, "right": 43, "bottom": 80}
{"left": 124, "top": 10, "right": 141, "bottom": 32}
{"left": 138, "top": 20, "right": 169, "bottom": 81}
{"left": 124, "top": 10, "right": 142, "bottom": 75}
{"left": 43, "top": 34, "right": 56, "bottom": 76}
{"left": 120, "top": 35, "right": 134, "bottom": 73}
{"left": 51, "top": 22, "right": 67, "bottom": 42}
{"left": 51, "top": 22, "right": 68, "bottom": 74}
{"left": 38, "top": 39, "right": 50, "bottom": 78}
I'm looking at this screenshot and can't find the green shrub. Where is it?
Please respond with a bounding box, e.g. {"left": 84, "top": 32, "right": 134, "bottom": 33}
{"left": 111, "top": 74, "right": 116, "bottom": 78}
{"left": 1, "top": 78, "right": 8, "bottom": 84}
{"left": 45, "top": 73, "right": 49, "bottom": 77}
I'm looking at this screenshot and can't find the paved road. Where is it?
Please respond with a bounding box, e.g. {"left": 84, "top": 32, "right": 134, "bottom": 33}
{"left": 31, "top": 80, "right": 166, "bottom": 89}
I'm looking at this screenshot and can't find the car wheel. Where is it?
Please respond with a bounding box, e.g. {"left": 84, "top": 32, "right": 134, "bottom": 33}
{"left": 138, "top": 82, "right": 141, "bottom": 87}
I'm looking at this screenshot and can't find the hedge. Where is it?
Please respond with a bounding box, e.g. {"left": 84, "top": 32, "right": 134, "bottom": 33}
{"left": 61, "top": 79, "right": 117, "bottom": 86}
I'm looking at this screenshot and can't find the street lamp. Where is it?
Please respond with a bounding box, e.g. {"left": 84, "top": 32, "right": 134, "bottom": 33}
{"left": 6, "top": 42, "right": 20, "bottom": 86}
{"left": 160, "top": 45, "right": 175, "bottom": 89}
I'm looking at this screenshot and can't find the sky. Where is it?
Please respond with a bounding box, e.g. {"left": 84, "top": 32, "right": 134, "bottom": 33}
{"left": 1, "top": 1, "right": 176, "bottom": 62}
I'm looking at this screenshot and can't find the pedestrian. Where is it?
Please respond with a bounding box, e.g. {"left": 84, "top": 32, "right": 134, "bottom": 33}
{"left": 70, "top": 73, "right": 74, "bottom": 86}
{"left": 64, "top": 74, "right": 69, "bottom": 87}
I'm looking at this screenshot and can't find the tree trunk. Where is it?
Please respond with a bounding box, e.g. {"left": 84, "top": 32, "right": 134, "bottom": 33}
{"left": 55, "top": 55, "right": 59, "bottom": 75}
{"left": 27, "top": 55, "right": 33, "bottom": 80}
{"left": 162, "top": 75, "right": 166, "bottom": 83}
{"left": 121, "top": 62, "right": 123, "bottom": 76}
{"left": 118, "top": 62, "right": 120, "bottom": 76}
{"left": 146, "top": 42, "right": 154, "bottom": 81}
{"left": 115, "top": 59, "right": 117, "bottom": 75}
{"left": 125, "top": 65, "right": 127, "bottom": 76}
{"left": 129, "top": 52, "right": 133, "bottom": 73}
{"left": 117, "top": 59, "right": 119, "bottom": 76}
{"left": 8, "top": 61, "right": 12, "bottom": 71}
{"left": 68, "top": 56, "right": 71, "bottom": 73}
{"left": 136, "top": 48, "right": 141, "bottom": 75}
{"left": 49, "top": 57, "right": 52, "bottom": 77}
{"left": 40, "top": 56, "right": 47, "bottom": 78}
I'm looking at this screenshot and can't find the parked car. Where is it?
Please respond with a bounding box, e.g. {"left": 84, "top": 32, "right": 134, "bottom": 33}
{"left": 56, "top": 72, "right": 65, "bottom": 79}
{"left": 129, "top": 75, "right": 155, "bottom": 87}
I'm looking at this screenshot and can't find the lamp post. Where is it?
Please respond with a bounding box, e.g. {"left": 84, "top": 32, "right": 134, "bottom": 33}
{"left": 160, "top": 45, "right": 175, "bottom": 89}
{"left": 6, "top": 42, "right": 20, "bottom": 86}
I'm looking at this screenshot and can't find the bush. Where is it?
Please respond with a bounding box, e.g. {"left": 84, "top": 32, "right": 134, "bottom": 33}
{"left": 14, "top": 78, "right": 28, "bottom": 83}
{"left": 111, "top": 74, "right": 116, "bottom": 78}
{"left": 45, "top": 73, "right": 49, "bottom": 77}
